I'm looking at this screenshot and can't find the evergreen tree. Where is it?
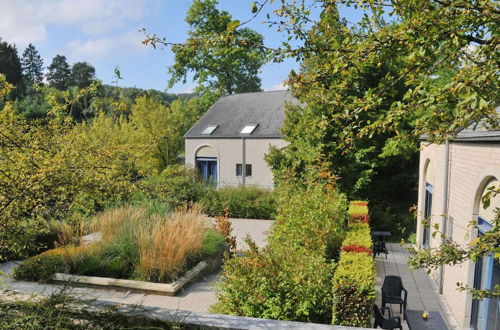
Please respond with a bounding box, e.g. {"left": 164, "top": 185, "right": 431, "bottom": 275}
{"left": 0, "top": 38, "right": 23, "bottom": 96}
{"left": 46, "top": 55, "right": 71, "bottom": 90}
{"left": 70, "top": 61, "right": 95, "bottom": 88}
{"left": 21, "top": 44, "right": 44, "bottom": 85}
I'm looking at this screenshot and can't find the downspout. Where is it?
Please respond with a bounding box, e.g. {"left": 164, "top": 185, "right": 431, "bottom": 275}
{"left": 242, "top": 137, "right": 246, "bottom": 187}
{"left": 438, "top": 139, "right": 450, "bottom": 294}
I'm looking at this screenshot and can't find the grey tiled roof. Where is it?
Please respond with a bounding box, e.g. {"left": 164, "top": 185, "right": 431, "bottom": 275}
{"left": 184, "top": 90, "right": 298, "bottom": 138}
{"left": 421, "top": 106, "right": 500, "bottom": 142}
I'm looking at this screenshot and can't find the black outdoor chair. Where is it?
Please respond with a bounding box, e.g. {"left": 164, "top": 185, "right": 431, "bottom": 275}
{"left": 373, "top": 304, "right": 402, "bottom": 330}
{"left": 381, "top": 275, "right": 408, "bottom": 319}
{"left": 373, "top": 239, "right": 388, "bottom": 258}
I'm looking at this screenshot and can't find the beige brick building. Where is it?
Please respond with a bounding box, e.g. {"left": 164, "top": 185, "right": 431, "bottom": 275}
{"left": 184, "top": 91, "right": 295, "bottom": 189}
{"left": 417, "top": 121, "right": 500, "bottom": 329}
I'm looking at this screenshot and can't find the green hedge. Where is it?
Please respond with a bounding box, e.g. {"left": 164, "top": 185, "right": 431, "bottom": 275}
{"left": 211, "top": 244, "right": 335, "bottom": 323}
{"left": 213, "top": 185, "right": 347, "bottom": 323}
{"left": 201, "top": 186, "right": 276, "bottom": 220}
{"left": 332, "top": 201, "right": 375, "bottom": 327}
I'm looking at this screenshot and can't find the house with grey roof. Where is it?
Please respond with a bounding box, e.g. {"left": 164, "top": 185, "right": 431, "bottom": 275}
{"left": 416, "top": 107, "right": 499, "bottom": 330}
{"left": 184, "top": 90, "right": 296, "bottom": 188}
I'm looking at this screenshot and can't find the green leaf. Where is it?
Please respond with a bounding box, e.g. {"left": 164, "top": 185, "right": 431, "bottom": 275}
{"left": 227, "top": 20, "right": 240, "bottom": 32}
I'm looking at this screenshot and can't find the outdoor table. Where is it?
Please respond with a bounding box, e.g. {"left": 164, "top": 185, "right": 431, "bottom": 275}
{"left": 404, "top": 310, "right": 449, "bottom": 330}
{"left": 372, "top": 231, "right": 391, "bottom": 239}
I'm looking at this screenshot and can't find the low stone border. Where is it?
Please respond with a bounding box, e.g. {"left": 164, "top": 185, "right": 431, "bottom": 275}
{"left": 52, "top": 260, "right": 208, "bottom": 296}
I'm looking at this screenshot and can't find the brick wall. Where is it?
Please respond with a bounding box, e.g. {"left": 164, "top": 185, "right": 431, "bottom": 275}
{"left": 417, "top": 141, "right": 500, "bottom": 328}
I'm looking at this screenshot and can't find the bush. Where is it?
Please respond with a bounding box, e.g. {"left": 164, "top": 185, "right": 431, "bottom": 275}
{"left": 332, "top": 251, "right": 376, "bottom": 327}
{"left": 348, "top": 201, "right": 370, "bottom": 224}
{"left": 202, "top": 186, "right": 277, "bottom": 219}
{"left": 212, "top": 184, "right": 347, "bottom": 324}
{"left": 14, "top": 248, "right": 66, "bottom": 282}
{"left": 212, "top": 242, "right": 335, "bottom": 323}
{"left": 139, "top": 165, "right": 207, "bottom": 208}
{"left": 332, "top": 201, "right": 375, "bottom": 327}
{"left": 270, "top": 185, "right": 347, "bottom": 257}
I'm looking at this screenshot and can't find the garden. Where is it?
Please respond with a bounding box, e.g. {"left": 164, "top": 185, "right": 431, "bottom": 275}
{"left": 14, "top": 204, "right": 227, "bottom": 289}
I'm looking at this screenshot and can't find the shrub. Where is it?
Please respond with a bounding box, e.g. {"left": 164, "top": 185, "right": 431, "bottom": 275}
{"left": 332, "top": 252, "right": 376, "bottom": 327}
{"left": 202, "top": 186, "right": 277, "bottom": 219}
{"left": 202, "top": 230, "right": 226, "bottom": 256}
{"left": 212, "top": 241, "right": 335, "bottom": 323}
{"left": 212, "top": 184, "right": 347, "bottom": 324}
{"left": 332, "top": 201, "right": 375, "bottom": 327}
{"left": 269, "top": 185, "right": 347, "bottom": 257}
{"left": 14, "top": 248, "right": 66, "bottom": 282}
{"left": 348, "top": 200, "right": 370, "bottom": 224}
{"left": 139, "top": 165, "right": 207, "bottom": 208}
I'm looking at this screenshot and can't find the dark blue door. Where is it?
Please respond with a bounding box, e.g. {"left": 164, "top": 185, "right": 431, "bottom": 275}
{"left": 196, "top": 157, "right": 217, "bottom": 183}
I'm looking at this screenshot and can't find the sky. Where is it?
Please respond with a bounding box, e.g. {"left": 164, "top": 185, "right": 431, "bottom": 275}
{"left": 0, "top": 0, "right": 363, "bottom": 94}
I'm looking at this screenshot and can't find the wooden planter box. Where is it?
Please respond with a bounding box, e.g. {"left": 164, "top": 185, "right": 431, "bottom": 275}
{"left": 52, "top": 253, "right": 224, "bottom": 296}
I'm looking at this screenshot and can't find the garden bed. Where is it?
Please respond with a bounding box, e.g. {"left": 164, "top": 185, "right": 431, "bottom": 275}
{"left": 14, "top": 205, "right": 229, "bottom": 295}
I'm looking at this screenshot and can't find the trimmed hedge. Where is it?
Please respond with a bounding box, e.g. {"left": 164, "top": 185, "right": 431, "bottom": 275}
{"left": 332, "top": 201, "right": 375, "bottom": 327}
{"left": 348, "top": 201, "right": 370, "bottom": 224}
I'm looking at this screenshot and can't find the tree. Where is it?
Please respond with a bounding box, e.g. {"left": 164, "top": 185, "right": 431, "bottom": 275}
{"left": 0, "top": 38, "right": 23, "bottom": 96}
{"left": 158, "top": 0, "right": 266, "bottom": 94}
{"left": 46, "top": 55, "right": 71, "bottom": 90}
{"left": 70, "top": 61, "right": 95, "bottom": 88}
{"left": 21, "top": 44, "right": 44, "bottom": 85}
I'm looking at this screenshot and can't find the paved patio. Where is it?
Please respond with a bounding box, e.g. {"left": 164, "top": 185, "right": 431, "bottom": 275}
{"left": 375, "top": 243, "right": 459, "bottom": 329}
{"left": 0, "top": 218, "right": 273, "bottom": 314}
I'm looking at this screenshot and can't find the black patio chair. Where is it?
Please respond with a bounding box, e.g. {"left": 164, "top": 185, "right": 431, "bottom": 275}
{"left": 373, "top": 304, "right": 402, "bottom": 330}
{"left": 382, "top": 275, "right": 408, "bottom": 319}
{"left": 373, "top": 239, "right": 388, "bottom": 258}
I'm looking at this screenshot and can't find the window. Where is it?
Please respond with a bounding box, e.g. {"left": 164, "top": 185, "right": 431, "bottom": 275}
{"left": 236, "top": 164, "right": 252, "bottom": 177}
{"left": 423, "top": 182, "right": 433, "bottom": 249}
{"left": 201, "top": 125, "right": 218, "bottom": 135}
{"left": 240, "top": 125, "right": 258, "bottom": 134}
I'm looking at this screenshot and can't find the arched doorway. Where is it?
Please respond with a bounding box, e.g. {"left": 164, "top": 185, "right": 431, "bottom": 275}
{"left": 470, "top": 177, "right": 499, "bottom": 330}
{"left": 195, "top": 146, "right": 218, "bottom": 183}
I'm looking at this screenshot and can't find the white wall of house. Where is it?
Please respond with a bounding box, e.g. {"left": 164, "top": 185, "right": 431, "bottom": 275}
{"left": 417, "top": 141, "right": 500, "bottom": 329}
{"left": 185, "top": 138, "right": 288, "bottom": 189}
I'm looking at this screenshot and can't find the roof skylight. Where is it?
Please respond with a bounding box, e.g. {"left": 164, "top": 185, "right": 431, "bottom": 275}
{"left": 201, "top": 125, "right": 218, "bottom": 135}
{"left": 241, "top": 124, "right": 258, "bottom": 134}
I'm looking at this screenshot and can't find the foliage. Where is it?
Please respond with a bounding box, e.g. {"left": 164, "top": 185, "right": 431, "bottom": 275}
{"left": 0, "top": 38, "right": 23, "bottom": 97}
{"left": 332, "top": 251, "right": 376, "bottom": 327}
{"left": 348, "top": 201, "right": 370, "bottom": 224}
{"left": 212, "top": 241, "right": 335, "bottom": 323}
{"left": 145, "top": 0, "right": 266, "bottom": 94}
{"left": 212, "top": 183, "right": 347, "bottom": 323}
{"left": 15, "top": 205, "right": 225, "bottom": 283}
{"left": 0, "top": 292, "right": 188, "bottom": 329}
{"left": 46, "top": 55, "right": 72, "bottom": 90}
{"left": 269, "top": 184, "right": 347, "bottom": 257}
{"left": 212, "top": 210, "right": 237, "bottom": 251}
{"left": 70, "top": 62, "right": 95, "bottom": 88}
{"left": 332, "top": 221, "right": 376, "bottom": 327}
{"left": 202, "top": 186, "right": 277, "bottom": 220}
{"left": 139, "top": 165, "right": 207, "bottom": 208}
{"left": 21, "top": 43, "right": 44, "bottom": 85}
{"left": 407, "top": 186, "right": 500, "bottom": 300}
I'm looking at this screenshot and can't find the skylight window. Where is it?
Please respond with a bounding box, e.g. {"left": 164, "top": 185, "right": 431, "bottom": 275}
{"left": 201, "top": 125, "right": 218, "bottom": 135}
{"left": 240, "top": 124, "right": 258, "bottom": 134}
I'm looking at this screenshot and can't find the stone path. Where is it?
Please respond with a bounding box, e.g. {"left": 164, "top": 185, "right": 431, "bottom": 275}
{"left": 0, "top": 218, "right": 273, "bottom": 314}
{"left": 375, "top": 243, "right": 459, "bottom": 329}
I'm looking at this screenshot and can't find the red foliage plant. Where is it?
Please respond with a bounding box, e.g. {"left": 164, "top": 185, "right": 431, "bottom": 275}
{"left": 352, "top": 201, "right": 368, "bottom": 206}
{"left": 349, "top": 214, "right": 370, "bottom": 224}
{"left": 341, "top": 244, "right": 372, "bottom": 255}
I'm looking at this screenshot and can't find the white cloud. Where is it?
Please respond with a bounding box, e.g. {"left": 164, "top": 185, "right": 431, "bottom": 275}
{"left": 264, "top": 82, "right": 287, "bottom": 91}
{"left": 67, "top": 30, "right": 148, "bottom": 60}
{"left": 0, "top": 0, "right": 159, "bottom": 47}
